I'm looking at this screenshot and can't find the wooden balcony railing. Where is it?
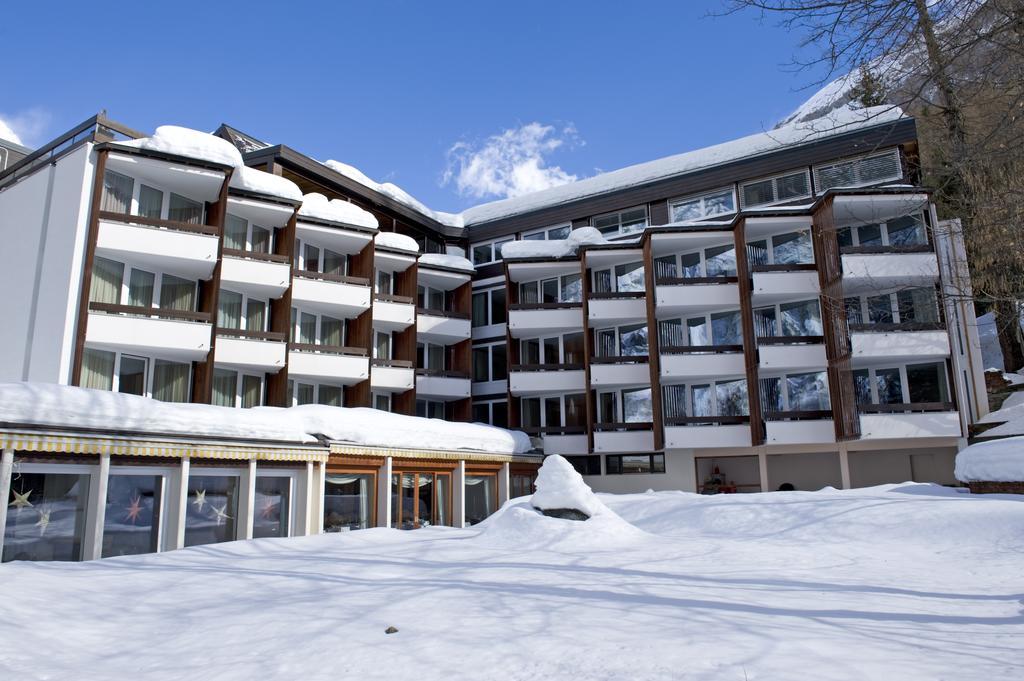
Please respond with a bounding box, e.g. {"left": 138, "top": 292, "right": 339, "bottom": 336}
{"left": 288, "top": 342, "right": 368, "bottom": 357}
{"left": 374, "top": 293, "right": 415, "bottom": 304}
{"left": 520, "top": 426, "right": 587, "bottom": 436}
{"left": 89, "top": 301, "right": 211, "bottom": 323}
{"left": 840, "top": 244, "right": 933, "bottom": 255}
{"left": 758, "top": 335, "right": 825, "bottom": 345}
{"left": 848, "top": 322, "right": 945, "bottom": 333}
{"left": 763, "top": 410, "right": 833, "bottom": 421}
{"left": 656, "top": 275, "right": 739, "bottom": 286}
{"left": 294, "top": 270, "right": 370, "bottom": 286}
{"left": 593, "top": 422, "right": 654, "bottom": 432}
{"left": 371, "top": 358, "right": 414, "bottom": 368}
{"left": 751, "top": 263, "right": 817, "bottom": 273}
{"left": 415, "top": 368, "right": 470, "bottom": 379}
{"left": 416, "top": 307, "right": 471, "bottom": 320}
{"left": 221, "top": 248, "right": 290, "bottom": 264}
{"left": 661, "top": 344, "right": 744, "bottom": 354}
{"left": 858, "top": 402, "right": 955, "bottom": 414}
{"left": 511, "top": 363, "right": 585, "bottom": 372}
{"left": 590, "top": 355, "right": 649, "bottom": 364}
{"left": 97, "top": 210, "right": 219, "bottom": 236}
{"left": 508, "top": 301, "right": 583, "bottom": 311}
{"left": 588, "top": 291, "right": 647, "bottom": 300}
{"left": 664, "top": 415, "right": 751, "bottom": 426}
{"left": 215, "top": 327, "right": 287, "bottom": 342}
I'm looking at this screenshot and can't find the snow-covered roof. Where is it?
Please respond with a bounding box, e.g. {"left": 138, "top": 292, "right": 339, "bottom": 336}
{"left": 120, "top": 125, "right": 243, "bottom": 168}
{"left": 229, "top": 166, "right": 302, "bottom": 202}
{"left": 323, "top": 160, "right": 464, "bottom": 228}
{"left": 298, "top": 192, "right": 378, "bottom": 230}
{"left": 375, "top": 231, "right": 419, "bottom": 253}
{"left": 955, "top": 436, "right": 1024, "bottom": 482}
{"left": 501, "top": 227, "right": 614, "bottom": 260}
{"left": 0, "top": 383, "right": 531, "bottom": 455}
{"left": 418, "top": 253, "right": 474, "bottom": 272}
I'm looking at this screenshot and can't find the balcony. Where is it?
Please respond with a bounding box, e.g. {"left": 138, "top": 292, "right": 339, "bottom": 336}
{"left": 508, "top": 303, "right": 584, "bottom": 338}
{"left": 751, "top": 264, "right": 820, "bottom": 303}
{"left": 757, "top": 337, "right": 827, "bottom": 373}
{"left": 588, "top": 292, "right": 647, "bottom": 325}
{"left": 664, "top": 416, "right": 752, "bottom": 449}
{"left": 655, "top": 276, "right": 740, "bottom": 317}
{"left": 521, "top": 427, "right": 589, "bottom": 456}
{"left": 764, "top": 411, "right": 836, "bottom": 445}
{"left": 291, "top": 272, "right": 371, "bottom": 318}
{"left": 95, "top": 212, "right": 219, "bottom": 280}
{"left": 416, "top": 370, "right": 471, "bottom": 400}
{"left": 287, "top": 343, "right": 369, "bottom": 385}
{"left": 373, "top": 295, "right": 416, "bottom": 331}
{"left": 593, "top": 423, "right": 655, "bottom": 453}
{"left": 416, "top": 308, "right": 471, "bottom": 344}
{"left": 508, "top": 364, "right": 586, "bottom": 396}
{"left": 219, "top": 250, "right": 291, "bottom": 299}
{"left": 213, "top": 329, "right": 287, "bottom": 372}
{"left": 660, "top": 345, "right": 746, "bottom": 382}
{"left": 841, "top": 245, "right": 938, "bottom": 292}
{"left": 850, "top": 323, "right": 950, "bottom": 362}
{"left": 370, "top": 359, "right": 415, "bottom": 392}
{"left": 589, "top": 357, "right": 650, "bottom": 388}
{"left": 86, "top": 303, "right": 211, "bottom": 361}
{"left": 857, "top": 403, "right": 962, "bottom": 439}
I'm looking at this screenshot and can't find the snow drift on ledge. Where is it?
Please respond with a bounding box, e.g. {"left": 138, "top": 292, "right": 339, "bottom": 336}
{"left": 297, "top": 192, "right": 378, "bottom": 230}
{"left": 375, "top": 231, "right": 419, "bottom": 253}
{"left": 228, "top": 166, "right": 302, "bottom": 202}
{"left": 120, "top": 125, "right": 243, "bottom": 168}
{"left": 501, "top": 226, "right": 614, "bottom": 259}
{"left": 955, "top": 436, "right": 1024, "bottom": 482}
{"left": 0, "top": 383, "right": 531, "bottom": 454}
{"left": 418, "top": 253, "right": 474, "bottom": 272}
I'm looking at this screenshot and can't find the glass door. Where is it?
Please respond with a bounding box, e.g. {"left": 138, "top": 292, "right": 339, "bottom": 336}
{"left": 391, "top": 471, "right": 451, "bottom": 529}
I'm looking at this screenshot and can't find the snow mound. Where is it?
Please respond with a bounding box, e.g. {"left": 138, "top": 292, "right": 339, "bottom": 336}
{"left": 0, "top": 383, "right": 532, "bottom": 454}
{"left": 418, "top": 253, "right": 474, "bottom": 272}
{"left": 375, "top": 231, "right": 419, "bottom": 253}
{"left": 956, "top": 437, "right": 1024, "bottom": 482}
{"left": 501, "top": 226, "right": 608, "bottom": 260}
{"left": 228, "top": 166, "right": 302, "bottom": 202}
{"left": 531, "top": 455, "right": 607, "bottom": 517}
{"left": 474, "top": 497, "right": 646, "bottom": 549}
{"left": 297, "top": 192, "right": 378, "bottom": 229}
{"left": 121, "top": 125, "right": 243, "bottom": 168}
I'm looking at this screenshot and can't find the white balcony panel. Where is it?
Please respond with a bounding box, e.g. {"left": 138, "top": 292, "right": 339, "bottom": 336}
{"left": 542, "top": 434, "right": 589, "bottom": 456}
{"left": 371, "top": 366, "right": 415, "bottom": 392}
{"left": 665, "top": 424, "right": 751, "bottom": 449}
{"left": 374, "top": 301, "right": 415, "bottom": 331}
{"left": 472, "top": 322, "right": 507, "bottom": 341}
{"left": 656, "top": 282, "right": 740, "bottom": 317}
{"left": 765, "top": 419, "right": 836, "bottom": 445}
{"left": 291, "top": 278, "right": 371, "bottom": 318}
{"left": 660, "top": 352, "right": 746, "bottom": 382}
{"left": 417, "top": 313, "right": 471, "bottom": 343}
{"left": 841, "top": 253, "right": 938, "bottom": 292}
{"left": 214, "top": 337, "right": 286, "bottom": 372}
{"left": 416, "top": 375, "right": 471, "bottom": 400}
{"left": 87, "top": 312, "right": 211, "bottom": 361}
{"left": 588, "top": 297, "right": 647, "bottom": 325}
{"left": 593, "top": 429, "right": 655, "bottom": 453}
{"left": 509, "top": 370, "right": 585, "bottom": 396}
{"left": 106, "top": 152, "right": 225, "bottom": 202}
{"left": 590, "top": 362, "right": 650, "bottom": 387}
{"left": 287, "top": 351, "right": 369, "bottom": 385}
{"left": 758, "top": 343, "right": 827, "bottom": 373}
{"left": 472, "top": 379, "right": 508, "bottom": 397}
{"left": 295, "top": 221, "right": 374, "bottom": 256}
{"left": 858, "top": 412, "right": 962, "bottom": 439}
{"left": 751, "top": 270, "right": 820, "bottom": 303}
{"left": 851, "top": 330, "right": 950, "bottom": 362}
{"left": 219, "top": 257, "right": 291, "bottom": 299}
{"left": 96, "top": 219, "right": 219, "bottom": 280}
{"left": 508, "top": 307, "right": 584, "bottom": 338}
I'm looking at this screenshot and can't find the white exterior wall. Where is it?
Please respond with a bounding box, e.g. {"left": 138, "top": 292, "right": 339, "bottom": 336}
{"left": 584, "top": 449, "right": 698, "bottom": 494}
{"left": 0, "top": 143, "right": 95, "bottom": 384}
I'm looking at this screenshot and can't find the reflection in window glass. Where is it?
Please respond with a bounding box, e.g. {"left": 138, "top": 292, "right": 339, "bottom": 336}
{"left": 619, "top": 324, "right": 649, "bottom": 356}
{"left": 716, "top": 379, "right": 749, "bottom": 416}
{"left": 772, "top": 231, "right": 813, "bottom": 264}
{"left": 4, "top": 472, "right": 90, "bottom": 562}
{"left": 184, "top": 475, "right": 239, "bottom": 547}
{"left": 253, "top": 476, "right": 290, "bottom": 538}
{"left": 711, "top": 311, "right": 742, "bottom": 345}
{"left": 887, "top": 215, "right": 926, "bottom": 246}
{"left": 465, "top": 475, "right": 496, "bottom": 526}
{"left": 786, "top": 372, "right": 830, "bottom": 411}
{"left": 907, "top": 363, "right": 949, "bottom": 403}
{"left": 623, "top": 388, "right": 653, "bottom": 422}
{"left": 704, "top": 245, "right": 736, "bottom": 276}
{"left": 780, "top": 300, "right": 823, "bottom": 336}
{"left": 103, "top": 474, "right": 162, "bottom": 557}
{"left": 875, "top": 368, "right": 904, "bottom": 404}
{"left": 853, "top": 369, "right": 872, "bottom": 405}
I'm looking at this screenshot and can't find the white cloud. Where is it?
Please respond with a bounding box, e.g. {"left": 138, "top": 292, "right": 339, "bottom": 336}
{"left": 443, "top": 122, "right": 581, "bottom": 200}
{"left": 0, "top": 108, "right": 53, "bottom": 148}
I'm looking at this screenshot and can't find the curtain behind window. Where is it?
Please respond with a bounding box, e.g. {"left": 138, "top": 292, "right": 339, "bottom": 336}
{"left": 101, "top": 171, "right": 133, "bottom": 214}
{"left": 128, "top": 269, "right": 155, "bottom": 308}
{"left": 168, "top": 193, "right": 203, "bottom": 225}
{"left": 224, "top": 215, "right": 247, "bottom": 250}
{"left": 89, "top": 257, "right": 124, "bottom": 305}
{"left": 246, "top": 300, "right": 267, "bottom": 332}
{"left": 81, "top": 349, "right": 115, "bottom": 390}
{"left": 241, "top": 376, "right": 262, "bottom": 408}
{"left": 212, "top": 369, "right": 237, "bottom": 407}
{"left": 159, "top": 274, "right": 196, "bottom": 312}
{"left": 153, "top": 361, "right": 190, "bottom": 402}
{"left": 138, "top": 185, "right": 163, "bottom": 219}
{"left": 217, "top": 291, "right": 242, "bottom": 329}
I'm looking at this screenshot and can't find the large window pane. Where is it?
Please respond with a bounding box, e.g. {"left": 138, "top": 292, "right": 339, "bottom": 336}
{"left": 907, "top": 363, "right": 949, "bottom": 403}
{"left": 772, "top": 231, "right": 813, "bottom": 264}
{"left": 184, "top": 474, "right": 239, "bottom": 547}
{"left": 128, "top": 269, "right": 155, "bottom": 308}
{"left": 472, "top": 292, "right": 488, "bottom": 328}
{"left": 212, "top": 369, "right": 237, "bottom": 407}
{"left": 776, "top": 172, "right": 809, "bottom": 200}
{"left": 704, "top": 245, "right": 736, "bottom": 277}
{"left": 867, "top": 294, "right": 894, "bottom": 324}
{"left": 101, "top": 170, "right": 133, "bottom": 214}
{"left": 81, "top": 348, "right": 115, "bottom": 391}
{"left": 241, "top": 375, "right": 262, "bottom": 409}
{"left": 687, "top": 317, "right": 710, "bottom": 346}
{"left": 168, "top": 193, "right": 203, "bottom": 225}
{"left": 473, "top": 348, "right": 490, "bottom": 382}
{"left": 159, "top": 274, "right": 195, "bottom": 312}
{"left": 680, "top": 252, "right": 702, "bottom": 278}
{"left": 253, "top": 476, "right": 290, "bottom": 539}
{"left": 615, "top": 262, "right": 645, "bottom": 292}
{"left": 138, "top": 185, "right": 163, "bottom": 219}
{"left": 875, "top": 368, "right": 903, "bottom": 404}
{"left": 691, "top": 384, "right": 713, "bottom": 418}
{"left": 224, "top": 214, "right": 247, "bottom": 250}
{"left": 324, "top": 474, "right": 373, "bottom": 532}
{"left": 887, "top": 215, "right": 926, "bottom": 246}
{"left": 90, "top": 257, "right": 124, "bottom": 305}
{"left": 853, "top": 369, "right": 872, "bottom": 405}
{"left": 246, "top": 299, "right": 267, "bottom": 333}
{"left": 300, "top": 313, "right": 317, "bottom": 345}
{"left": 465, "top": 475, "right": 496, "bottom": 525}
{"left": 251, "top": 226, "right": 272, "bottom": 254}
{"left": 897, "top": 288, "right": 938, "bottom": 323}
{"left": 742, "top": 178, "right": 774, "bottom": 207}
{"left": 490, "top": 289, "right": 507, "bottom": 324}
{"left": 102, "top": 474, "right": 162, "bottom": 557}
{"left": 623, "top": 388, "right": 653, "bottom": 422}
{"left": 711, "top": 311, "right": 742, "bottom": 345}
{"left": 152, "top": 360, "right": 190, "bottom": 403}
{"left": 561, "top": 274, "right": 583, "bottom": 302}
{"left": 780, "top": 300, "right": 822, "bottom": 336}
{"left": 118, "top": 355, "right": 147, "bottom": 396}
{"left": 3, "top": 472, "right": 90, "bottom": 562}
{"left": 320, "top": 316, "right": 344, "bottom": 347}
{"left": 491, "top": 344, "right": 507, "bottom": 380}
{"left": 217, "top": 290, "right": 243, "bottom": 329}
{"left": 786, "top": 372, "right": 830, "bottom": 411}
{"left": 716, "top": 379, "right": 749, "bottom": 416}
{"left": 619, "top": 324, "right": 649, "bottom": 356}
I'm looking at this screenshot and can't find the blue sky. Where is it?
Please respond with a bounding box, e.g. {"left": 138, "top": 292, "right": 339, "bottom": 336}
{"left": 2, "top": 0, "right": 833, "bottom": 212}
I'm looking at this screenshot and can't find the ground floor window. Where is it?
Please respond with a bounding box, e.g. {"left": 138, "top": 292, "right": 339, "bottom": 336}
{"left": 324, "top": 473, "right": 375, "bottom": 531}
{"left": 564, "top": 455, "right": 601, "bottom": 476}
{"left": 103, "top": 471, "right": 165, "bottom": 557}
{"left": 253, "top": 474, "right": 292, "bottom": 539}
{"left": 606, "top": 454, "right": 666, "bottom": 475}
{"left": 4, "top": 467, "right": 91, "bottom": 562}
{"left": 510, "top": 473, "right": 535, "bottom": 498}
{"left": 472, "top": 400, "right": 509, "bottom": 428}
{"left": 391, "top": 471, "right": 450, "bottom": 530}
{"left": 696, "top": 456, "right": 761, "bottom": 494}
{"left": 416, "top": 399, "right": 446, "bottom": 419}
{"left": 184, "top": 472, "right": 240, "bottom": 547}
{"left": 465, "top": 474, "right": 497, "bottom": 525}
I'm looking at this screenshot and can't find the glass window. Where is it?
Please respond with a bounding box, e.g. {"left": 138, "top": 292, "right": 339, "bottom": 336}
{"left": 561, "top": 274, "right": 582, "bottom": 302}
{"left": 776, "top": 171, "right": 810, "bottom": 201}
{"left": 619, "top": 324, "right": 649, "bottom": 356}
{"left": 716, "top": 379, "right": 749, "bottom": 416}
{"left": 4, "top": 471, "right": 90, "bottom": 562}
{"left": 907, "top": 362, "right": 949, "bottom": 403}
{"left": 491, "top": 344, "right": 507, "bottom": 380}
{"left": 152, "top": 360, "right": 190, "bottom": 402}
{"left": 780, "top": 300, "right": 823, "bottom": 336}
{"left": 318, "top": 385, "right": 343, "bottom": 407}
{"left": 81, "top": 348, "right": 115, "bottom": 391}
{"left": 711, "top": 311, "right": 742, "bottom": 345}
{"left": 225, "top": 214, "right": 247, "bottom": 250}
{"left": 897, "top": 288, "right": 938, "bottom": 324}
{"left": 168, "top": 193, "right": 203, "bottom": 225}
{"left": 596, "top": 329, "right": 616, "bottom": 358}
{"left": 299, "top": 312, "right": 316, "bottom": 344}
{"left": 520, "top": 281, "right": 539, "bottom": 304}
{"left": 472, "top": 348, "right": 490, "bottom": 382}
{"left": 606, "top": 454, "right": 665, "bottom": 475}
{"left": 623, "top": 388, "right": 653, "bottom": 422}
{"left": 376, "top": 270, "right": 393, "bottom": 295}
{"left": 853, "top": 369, "right": 872, "bottom": 405}
{"left": 670, "top": 188, "right": 736, "bottom": 222}
{"left": 772, "top": 231, "right": 813, "bottom": 264}
{"left": 541, "top": 278, "right": 559, "bottom": 303}
{"left": 375, "top": 331, "right": 391, "bottom": 360}
{"left": 320, "top": 316, "right": 344, "bottom": 347}
{"left": 103, "top": 474, "right": 162, "bottom": 557}
{"left": 844, "top": 297, "right": 863, "bottom": 325}
{"left": 704, "top": 245, "right": 736, "bottom": 277}
{"left": 89, "top": 257, "right": 124, "bottom": 305}
{"left": 241, "top": 375, "right": 262, "bottom": 409}
{"left": 472, "top": 292, "right": 487, "bottom": 328}
{"left": 759, "top": 376, "right": 784, "bottom": 413}
{"left": 296, "top": 383, "right": 314, "bottom": 405}
{"left": 521, "top": 397, "right": 542, "bottom": 428}
{"left": 787, "top": 371, "right": 830, "bottom": 411}
{"left": 490, "top": 289, "right": 507, "bottom": 324}
{"left": 565, "top": 393, "right": 587, "bottom": 427}
{"left": 184, "top": 474, "right": 239, "bottom": 547}
{"left": 654, "top": 255, "right": 676, "bottom": 280}
{"left": 615, "top": 262, "right": 645, "bottom": 292}
{"left": 492, "top": 402, "right": 508, "bottom": 428}
{"left": 594, "top": 207, "right": 647, "bottom": 236}
{"left": 251, "top": 226, "right": 272, "bottom": 254}
{"left": 138, "top": 184, "right": 163, "bottom": 219}
{"left": 687, "top": 317, "right": 710, "bottom": 346}
{"left": 472, "top": 243, "right": 492, "bottom": 264}
{"left": 246, "top": 299, "right": 267, "bottom": 333}
{"left": 741, "top": 178, "right": 774, "bottom": 207}
{"left": 680, "top": 252, "right": 702, "bottom": 278}
{"left": 101, "top": 170, "right": 133, "bottom": 214}
{"left": 858, "top": 224, "right": 883, "bottom": 246}
{"left": 212, "top": 368, "right": 237, "bottom": 407}
{"left": 324, "top": 473, "right": 374, "bottom": 531}
{"left": 128, "top": 269, "right": 155, "bottom": 308}
{"left": 875, "top": 368, "right": 903, "bottom": 404}
{"left": 867, "top": 294, "right": 894, "bottom": 324}
{"left": 118, "top": 355, "right": 147, "bottom": 396}
{"left": 253, "top": 476, "right": 290, "bottom": 539}
{"left": 746, "top": 240, "right": 768, "bottom": 267}
{"left": 593, "top": 270, "right": 613, "bottom": 294}
{"left": 887, "top": 215, "right": 927, "bottom": 246}
{"left": 691, "top": 384, "right": 713, "bottom": 418}
{"left": 159, "top": 274, "right": 195, "bottom": 312}
{"left": 217, "top": 290, "right": 243, "bottom": 329}
{"left": 522, "top": 338, "right": 541, "bottom": 365}
{"left": 754, "top": 306, "right": 777, "bottom": 338}
{"left": 598, "top": 392, "right": 617, "bottom": 423}
{"left": 565, "top": 456, "right": 602, "bottom": 476}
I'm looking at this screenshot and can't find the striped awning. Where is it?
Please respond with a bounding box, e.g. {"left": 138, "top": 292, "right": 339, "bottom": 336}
{"left": 0, "top": 430, "right": 328, "bottom": 463}
{"left": 328, "top": 443, "right": 537, "bottom": 464}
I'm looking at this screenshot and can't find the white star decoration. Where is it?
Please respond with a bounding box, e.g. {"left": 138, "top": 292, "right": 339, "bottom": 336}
{"left": 8, "top": 489, "right": 33, "bottom": 511}
{"left": 35, "top": 508, "right": 51, "bottom": 536}
{"left": 192, "top": 489, "right": 207, "bottom": 511}
{"left": 211, "top": 504, "right": 232, "bottom": 526}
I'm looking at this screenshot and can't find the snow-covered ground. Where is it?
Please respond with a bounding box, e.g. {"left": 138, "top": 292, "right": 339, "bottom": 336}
{"left": 2, "top": 484, "right": 1022, "bottom": 680}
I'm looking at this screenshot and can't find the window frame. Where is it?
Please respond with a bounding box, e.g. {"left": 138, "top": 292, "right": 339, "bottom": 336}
{"left": 668, "top": 186, "right": 737, "bottom": 223}
{"left": 470, "top": 237, "right": 515, "bottom": 266}
{"left": 592, "top": 206, "right": 649, "bottom": 238}
{"left": 813, "top": 148, "right": 903, "bottom": 192}
{"left": 739, "top": 168, "right": 813, "bottom": 209}
{"left": 606, "top": 453, "right": 666, "bottom": 475}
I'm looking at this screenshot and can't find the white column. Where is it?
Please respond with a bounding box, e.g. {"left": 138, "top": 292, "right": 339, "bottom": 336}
{"left": 376, "top": 456, "right": 392, "bottom": 528}
{"left": 239, "top": 459, "right": 257, "bottom": 540}
{"left": 295, "top": 461, "right": 314, "bottom": 536}
{"left": 839, "top": 446, "right": 852, "bottom": 490}
{"left": 0, "top": 449, "right": 14, "bottom": 560}
{"left": 453, "top": 460, "right": 466, "bottom": 529}
{"left": 84, "top": 453, "right": 110, "bottom": 560}
{"left": 170, "top": 456, "right": 190, "bottom": 550}
{"left": 498, "top": 462, "right": 510, "bottom": 507}
{"left": 757, "top": 451, "right": 769, "bottom": 493}
{"left": 315, "top": 461, "right": 326, "bottom": 534}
